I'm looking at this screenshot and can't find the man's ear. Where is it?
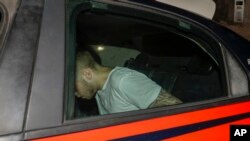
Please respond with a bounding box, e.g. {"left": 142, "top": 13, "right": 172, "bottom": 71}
{"left": 82, "top": 68, "right": 92, "bottom": 80}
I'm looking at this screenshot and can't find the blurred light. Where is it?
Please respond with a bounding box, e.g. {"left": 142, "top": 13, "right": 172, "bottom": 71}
{"left": 97, "top": 46, "right": 105, "bottom": 51}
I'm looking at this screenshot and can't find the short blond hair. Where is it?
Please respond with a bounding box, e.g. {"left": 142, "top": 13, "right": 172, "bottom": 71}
{"left": 76, "top": 52, "right": 98, "bottom": 70}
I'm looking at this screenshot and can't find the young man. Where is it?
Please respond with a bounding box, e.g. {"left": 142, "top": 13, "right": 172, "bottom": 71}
{"left": 75, "top": 51, "right": 182, "bottom": 115}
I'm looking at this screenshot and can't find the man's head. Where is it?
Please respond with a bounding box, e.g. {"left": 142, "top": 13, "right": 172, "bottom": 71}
{"left": 75, "top": 51, "right": 100, "bottom": 99}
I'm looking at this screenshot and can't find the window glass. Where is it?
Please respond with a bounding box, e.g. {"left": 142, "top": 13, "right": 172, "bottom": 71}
{"left": 68, "top": 9, "right": 226, "bottom": 119}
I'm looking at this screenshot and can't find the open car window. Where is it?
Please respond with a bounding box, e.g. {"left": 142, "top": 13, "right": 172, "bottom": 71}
{"left": 67, "top": 13, "right": 226, "bottom": 119}
{"left": 65, "top": 2, "right": 234, "bottom": 120}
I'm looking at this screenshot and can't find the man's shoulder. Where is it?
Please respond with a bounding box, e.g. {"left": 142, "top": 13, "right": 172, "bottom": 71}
{"left": 111, "top": 67, "right": 149, "bottom": 87}
{"left": 112, "top": 66, "right": 145, "bottom": 76}
{"left": 111, "top": 67, "right": 133, "bottom": 77}
{"left": 108, "top": 67, "right": 136, "bottom": 88}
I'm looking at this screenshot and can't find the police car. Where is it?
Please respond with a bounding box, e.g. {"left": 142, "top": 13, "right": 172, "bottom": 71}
{"left": 0, "top": 0, "right": 249, "bottom": 140}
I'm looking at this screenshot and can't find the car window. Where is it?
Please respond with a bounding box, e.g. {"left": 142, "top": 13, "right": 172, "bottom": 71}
{"left": 65, "top": 2, "right": 227, "bottom": 120}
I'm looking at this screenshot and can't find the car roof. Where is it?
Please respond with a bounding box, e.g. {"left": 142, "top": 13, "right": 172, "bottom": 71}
{"left": 156, "top": 0, "right": 216, "bottom": 19}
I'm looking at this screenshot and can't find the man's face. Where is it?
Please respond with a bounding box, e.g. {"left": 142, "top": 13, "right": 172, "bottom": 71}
{"left": 75, "top": 68, "right": 96, "bottom": 99}
{"left": 75, "top": 79, "right": 96, "bottom": 99}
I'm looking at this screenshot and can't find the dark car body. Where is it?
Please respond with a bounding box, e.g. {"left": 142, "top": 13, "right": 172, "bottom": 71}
{"left": 0, "top": 0, "right": 249, "bottom": 140}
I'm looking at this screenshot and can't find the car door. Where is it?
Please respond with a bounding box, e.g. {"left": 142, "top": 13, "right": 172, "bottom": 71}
{"left": 23, "top": 0, "right": 250, "bottom": 140}
{"left": 0, "top": 0, "right": 44, "bottom": 140}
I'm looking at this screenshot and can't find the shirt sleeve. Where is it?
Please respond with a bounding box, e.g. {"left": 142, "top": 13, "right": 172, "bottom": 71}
{"left": 118, "top": 71, "right": 161, "bottom": 109}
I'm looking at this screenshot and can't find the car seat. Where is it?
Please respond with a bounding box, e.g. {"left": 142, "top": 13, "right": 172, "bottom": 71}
{"left": 124, "top": 53, "right": 178, "bottom": 93}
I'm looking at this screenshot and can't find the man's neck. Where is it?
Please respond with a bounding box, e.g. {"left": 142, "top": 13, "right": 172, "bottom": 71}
{"left": 95, "top": 66, "right": 112, "bottom": 90}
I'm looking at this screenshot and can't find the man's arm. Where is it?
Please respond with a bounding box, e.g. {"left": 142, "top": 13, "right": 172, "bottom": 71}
{"left": 149, "top": 89, "right": 182, "bottom": 108}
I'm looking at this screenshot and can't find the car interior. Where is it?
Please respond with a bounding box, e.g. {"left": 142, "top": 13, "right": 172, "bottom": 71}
{"left": 72, "top": 11, "right": 226, "bottom": 118}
